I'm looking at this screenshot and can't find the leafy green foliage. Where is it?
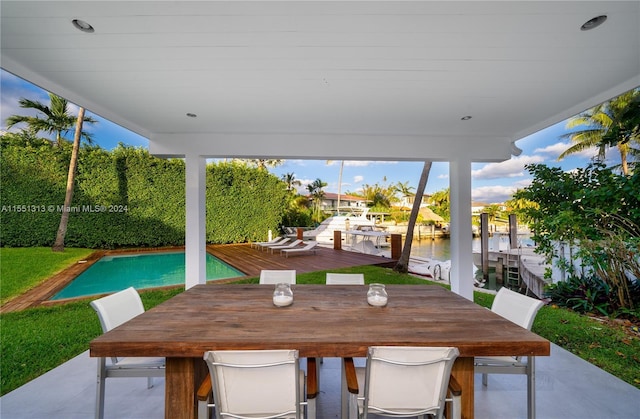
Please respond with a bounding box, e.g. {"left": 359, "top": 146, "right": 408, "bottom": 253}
{"left": 514, "top": 163, "right": 640, "bottom": 313}
{"left": 546, "top": 276, "right": 613, "bottom": 316}
{"left": 206, "top": 161, "right": 289, "bottom": 243}
{"left": 0, "top": 140, "right": 289, "bottom": 247}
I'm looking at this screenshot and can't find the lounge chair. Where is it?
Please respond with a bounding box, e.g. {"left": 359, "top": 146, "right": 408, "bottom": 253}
{"left": 250, "top": 236, "right": 285, "bottom": 249}
{"left": 256, "top": 237, "right": 292, "bottom": 251}
{"left": 268, "top": 239, "right": 303, "bottom": 254}
{"left": 281, "top": 241, "right": 318, "bottom": 257}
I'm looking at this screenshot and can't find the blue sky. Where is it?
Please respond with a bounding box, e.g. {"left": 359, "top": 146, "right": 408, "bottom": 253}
{"left": 2, "top": 69, "right": 611, "bottom": 203}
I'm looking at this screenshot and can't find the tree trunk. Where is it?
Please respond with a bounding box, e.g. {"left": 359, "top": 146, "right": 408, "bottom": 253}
{"left": 394, "top": 161, "right": 432, "bottom": 273}
{"left": 620, "top": 149, "right": 628, "bottom": 176}
{"left": 52, "top": 108, "right": 85, "bottom": 252}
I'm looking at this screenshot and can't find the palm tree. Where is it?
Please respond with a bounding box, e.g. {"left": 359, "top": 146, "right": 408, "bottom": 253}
{"left": 559, "top": 89, "right": 640, "bottom": 175}
{"left": 281, "top": 172, "right": 302, "bottom": 192}
{"left": 5, "top": 93, "right": 94, "bottom": 146}
{"left": 504, "top": 195, "right": 538, "bottom": 225}
{"left": 306, "top": 178, "right": 327, "bottom": 222}
{"left": 360, "top": 183, "right": 395, "bottom": 209}
{"left": 52, "top": 108, "right": 87, "bottom": 251}
{"left": 394, "top": 181, "right": 415, "bottom": 208}
{"left": 394, "top": 161, "right": 432, "bottom": 273}
{"left": 5, "top": 93, "right": 96, "bottom": 251}
{"left": 429, "top": 188, "right": 450, "bottom": 220}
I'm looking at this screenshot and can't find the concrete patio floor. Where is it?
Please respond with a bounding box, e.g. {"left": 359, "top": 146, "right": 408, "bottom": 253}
{"left": 1, "top": 343, "right": 638, "bottom": 419}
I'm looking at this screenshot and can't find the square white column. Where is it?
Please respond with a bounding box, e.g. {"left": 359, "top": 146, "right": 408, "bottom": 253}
{"left": 449, "top": 159, "right": 474, "bottom": 300}
{"left": 185, "top": 154, "right": 206, "bottom": 289}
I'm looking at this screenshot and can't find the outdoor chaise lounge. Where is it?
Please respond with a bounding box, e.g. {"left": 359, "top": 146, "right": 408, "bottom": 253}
{"left": 268, "top": 239, "right": 303, "bottom": 254}
{"left": 250, "top": 236, "right": 285, "bottom": 249}
{"left": 280, "top": 241, "right": 319, "bottom": 258}
{"left": 256, "top": 237, "right": 292, "bottom": 251}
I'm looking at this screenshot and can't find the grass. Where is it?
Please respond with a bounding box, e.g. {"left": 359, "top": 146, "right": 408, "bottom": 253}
{"left": 0, "top": 257, "right": 639, "bottom": 396}
{"left": 0, "top": 247, "right": 94, "bottom": 305}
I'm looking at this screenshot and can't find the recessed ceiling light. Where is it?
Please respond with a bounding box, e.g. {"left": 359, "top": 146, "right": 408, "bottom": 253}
{"left": 581, "top": 15, "right": 607, "bottom": 31}
{"left": 461, "top": 115, "right": 472, "bottom": 121}
{"left": 186, "top": 113, "right": 197, "bottom": 118}
{"left": 72, "top": 19, "right": 95, "bottom": 33}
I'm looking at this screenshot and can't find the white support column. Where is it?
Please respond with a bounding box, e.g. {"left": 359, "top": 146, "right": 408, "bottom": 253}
{"left": 185, "top": 154, "right": 206, "bottom": 289}
{"left": 449, "top": 158, "right": 474, "bottom": 300}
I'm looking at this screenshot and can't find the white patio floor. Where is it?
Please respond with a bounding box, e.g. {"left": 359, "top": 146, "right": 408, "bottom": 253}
{"left": 1, "top": 343, "right": 639, "bottom": 419}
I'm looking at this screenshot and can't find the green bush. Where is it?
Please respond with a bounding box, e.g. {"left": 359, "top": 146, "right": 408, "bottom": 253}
{"left": 206, "top": 162, "right": 289, "bottom": 243}
{"left": 546, "top": 276, "right": 613, "bottom": 316}
{"left": 0, "top": 140, "right": 289, "bottom": 247}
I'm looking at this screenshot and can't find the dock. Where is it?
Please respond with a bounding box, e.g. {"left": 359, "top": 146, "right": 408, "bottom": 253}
{"left": 475, "top": 247, "right": 550, "bottom": 298}
{"left": 518, "top": 247, "right": 550, "bottom": 298}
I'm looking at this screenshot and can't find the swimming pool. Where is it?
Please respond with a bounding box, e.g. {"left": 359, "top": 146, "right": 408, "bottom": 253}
{"left": 51, "top": 251, "right": 243, "bottom": 300}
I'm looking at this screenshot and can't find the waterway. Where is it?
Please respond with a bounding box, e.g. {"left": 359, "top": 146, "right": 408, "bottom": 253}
{"left": 409, "top": 235, "right": 535, "bottom": 261}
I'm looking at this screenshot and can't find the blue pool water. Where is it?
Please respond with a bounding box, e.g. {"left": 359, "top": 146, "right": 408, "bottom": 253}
{"left": 51, "top": 252, "right": 243, "bottom": 300}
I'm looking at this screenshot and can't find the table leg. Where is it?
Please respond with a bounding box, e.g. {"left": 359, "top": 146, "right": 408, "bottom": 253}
{"left": 451, "top": 357, "right": 474, "bottom": 419}
{"left": 165, "top": 357, "right": 197, "bottom": 419}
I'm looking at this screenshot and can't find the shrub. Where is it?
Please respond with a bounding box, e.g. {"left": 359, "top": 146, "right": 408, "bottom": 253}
{"left": 0, "top": 139, "right": 289, "bottom": 247}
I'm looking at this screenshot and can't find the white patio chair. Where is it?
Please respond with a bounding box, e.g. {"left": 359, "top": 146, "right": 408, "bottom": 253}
{"left": 90, "top": 287, "right": 165, "bottom": 419}
{"left": 326, "top": 273, "right": 365, "bottom": 285}
{"left": 474, "top": 287, "right": 545, "bottom": 419}
{"left": 203, "top": 349, "right": 315, "bottom": 419}
{"left": 344, "top": 346, "right": 460, "bottom": 419}
{"left": 259, "top": 269, "right": 297, "bottom": 284}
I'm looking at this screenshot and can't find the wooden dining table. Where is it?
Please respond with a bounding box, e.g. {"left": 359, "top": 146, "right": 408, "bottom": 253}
{"left": 90, "top": 284, "right": 550, "bottom": 419}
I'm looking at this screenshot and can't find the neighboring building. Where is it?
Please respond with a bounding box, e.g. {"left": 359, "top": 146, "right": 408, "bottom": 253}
{"left": 398, "top": 194, "right": 431, "bottom": 209}
{"left": 312, "top": 193, "right": 369, "bottom": 213}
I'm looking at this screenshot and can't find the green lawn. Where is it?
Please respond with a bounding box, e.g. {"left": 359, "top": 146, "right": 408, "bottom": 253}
{"left": 0, "top": 247, "right": 94, "bottom": 305}
{"left": 1, "top": 254, "right": 638, "bottom": 396}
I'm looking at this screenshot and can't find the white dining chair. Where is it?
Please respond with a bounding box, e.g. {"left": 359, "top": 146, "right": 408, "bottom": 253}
{"left": 474, "top": 287, "right": 545, "bottom": 419}
{"left": 259, "top": 269, "right": 296, "bottom": 284}
{"left": 90, "top": 287, "right": 165, "bottom": 419}
{"left": 203, "top": 349, "right": 315, "bottom": 419}
{"left": 344, "top": 346, "right": 460, "bottom": 419}
{"left": 325, "top": 273, "right": 365, "bottom": 285}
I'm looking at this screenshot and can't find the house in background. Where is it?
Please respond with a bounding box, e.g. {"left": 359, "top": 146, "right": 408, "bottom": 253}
{"left": 316, "top": 193, "right": 369, "bottom": 214}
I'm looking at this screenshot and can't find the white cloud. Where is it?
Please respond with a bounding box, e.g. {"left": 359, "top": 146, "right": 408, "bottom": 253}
{"left": 353, "top": 175, "right": 364, "bottom": 183}
{"left": 472, "top": 155, "right": 545, "bottom": 180}
{"left": 537, "top": 141, "right": 598, "bottom": 160}
{"left": 437, "top": 173, "right": 449, "bottom": 180}
{"left": 472, "top": 185, "right": 518, "bottom": 203}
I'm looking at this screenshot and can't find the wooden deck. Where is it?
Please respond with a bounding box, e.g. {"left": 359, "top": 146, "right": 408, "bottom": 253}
{"left": 207, "top": 243, "right": 394, "bottom": 277}
{"left": 0, "top": 244, "right": 395, "bottom": 313}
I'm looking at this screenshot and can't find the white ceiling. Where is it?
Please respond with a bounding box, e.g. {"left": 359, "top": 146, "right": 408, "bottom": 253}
{"left": 2, "top": 1, "right": 639, "bottom": 162}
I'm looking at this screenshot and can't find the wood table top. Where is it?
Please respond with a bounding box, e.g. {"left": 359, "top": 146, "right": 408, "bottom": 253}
{"left": 90, "top": 284, "right": 549, "bottom": 358}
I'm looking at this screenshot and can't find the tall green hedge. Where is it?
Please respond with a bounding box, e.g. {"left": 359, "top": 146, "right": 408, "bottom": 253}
{"left": 0, "top": 138, "right": 288, "bottom": 247}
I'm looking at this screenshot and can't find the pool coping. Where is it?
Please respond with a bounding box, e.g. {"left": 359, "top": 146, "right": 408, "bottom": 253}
{"left": 0, "top": 246, "right": 249, "bottom": 313}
